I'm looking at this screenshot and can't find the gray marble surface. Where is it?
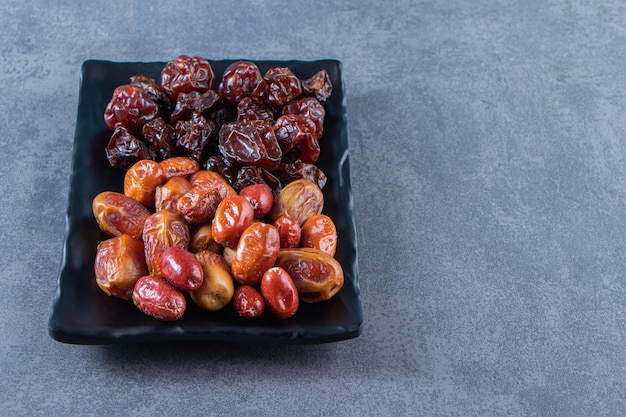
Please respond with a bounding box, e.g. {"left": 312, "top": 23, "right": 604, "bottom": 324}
{"left": 1, "top": 0, "right": 625, "bottom": 415}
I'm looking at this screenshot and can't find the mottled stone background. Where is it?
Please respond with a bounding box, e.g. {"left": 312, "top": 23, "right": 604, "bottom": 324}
{"left": 1, "top": 0, "right": 625, "bottom": 415}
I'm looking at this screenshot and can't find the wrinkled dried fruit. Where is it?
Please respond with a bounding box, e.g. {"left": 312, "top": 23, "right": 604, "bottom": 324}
{"left": 104, "top": 84, "right": 159, "bottom": 135}
{"left": 124, "top": 159, "right": 166, "bottom": 208}
{"left": 176, "top": 184, "right": 222, "bottom": 225}
{"left": 253, "top": 67, "right": 302, "bottom": 106}
{"left": 269, "top": 179, "right": 324, "bottom": 225}
{"left": 191, "top": 250, "right": 234, "bottom": 311}
{"left": 160, "top": 156, "right": 200, "bottom": 179}
{"left": 106, "top": 125, "right": 153, "bottom": 170}
{"left": 189, "top": 170, "right": 237, "bottom": 199}
{"left": 154, "top": 176, "right": 193, "bottom": 212}
{"left": 274, "top": 247, "right": 344, "bottom": 303}
{"left": 175, "top": 113, "right": 216, "bottom": 162}
{"left": 161, "top": 55, "right": 215, "bottom": 100}
{"left": 218, "top": 119, "right": 282, "bottom": 170}
{"left": 94, "top": 234, "right": 147, "bottom": 300}
{"left": 142, "top": 117, "right": 176, "bottom": 161}
{"left": 300, "top": 214, "right": 337, "bottom": 256}
{"left": 276, "top": 160, "right": 327, "bottom": 189}
{"left": 132, "top": 275, "right": 186, "bottom": 321}
{"left": 92, "top": 191, "right": 151, "bottom": 239}
{"left": 231, "top": 222, "right": 280, "bottom": 285}
{"left": 283, "top": 96, "right": 325, "bottom": 140}
{"left": 302, "top": 69, "right": 332, "bottom": 103}
{"left": 142, "top": 210, "right": 191, "bottom": 277}
{"left": 211, "top": 195, "right": 255, "bottom": 247}
{"left": 219, "top": 61, "right": 262, "bottom": 103}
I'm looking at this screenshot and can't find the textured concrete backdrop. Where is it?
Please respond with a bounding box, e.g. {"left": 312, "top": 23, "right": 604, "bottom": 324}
{"left": 1, "top": 0, "right": 625, "bottom": 416}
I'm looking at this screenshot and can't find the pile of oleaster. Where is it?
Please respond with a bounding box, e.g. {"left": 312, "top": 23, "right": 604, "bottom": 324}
{"left": 92, "top": 55, "right": 344, "bottom": 321}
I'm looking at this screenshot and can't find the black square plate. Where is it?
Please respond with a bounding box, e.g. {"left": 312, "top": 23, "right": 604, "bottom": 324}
{"left": 48, "top": 59, "right": 362, "bottom": 344}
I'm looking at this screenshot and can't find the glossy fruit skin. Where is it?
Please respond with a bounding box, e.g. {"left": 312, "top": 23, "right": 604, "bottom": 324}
{"left": 282, "top": 96, "right": 325, "bottom": 140}
{"left": 142, "top": 210, "right": 191, "bottom": 277}
{"left": 175, "top": 113, "right": 216, "bottom": 162}
{"left": 232, "top": 285, "right": 265, "bottom": 319}
{"left": 124, "top": 159, "right": 167, "bottom": 208}
{"left": 94, "top": 234, "right": 147, "bottom": 300}
{"left": 160, "top": 246, "right": 204, "bottom": 291}
{"left": 273, "top": 114, "right": 319, "bottom": 163}
{"left": 104, "top": 84, "right": 159, "bottom": 135}
{"left": 301, "top": 69, "right": 333, "bottom": 103}
{"left": 211, "top": 195, "right": 255, "bottom": 247}
{"left": 142, "top": 117, "right": 176, "bottom": 161}
{"left": 218, "top": 119, "right": 282, "bottom": 170}
{"left": 273, "top": 216, "right": 301, "bottom": 248}
{"left": 176, "top": 184, "right": 222, "bottom": 225}
{"left": 92, "top": 191, "right": 151, "bottom": 239}
{"left": 189, "top": 170, "right": 237, "bottom": 199}
{"left": 161, "top": 55, "right": 215, "bottom": 101}
{"left": 106, "top": 125, "right": 152, "bottom": 170}
{"left": 231, "top": 222, "right": 280, "bottom": 285}
{"left": 274, "top": 248, "right": 344, "bottom": 303}
{"left": 191, "top": 251, "right": 234, "bottom": 311}
{"left": 269, "top": 179, "right": 324, "bottom": 226}
{"left": 253, "top": 67, "right": 302, "bottom": 107}
{"left": 300, "top": 214, "right": 337, "bottom": 256}
{"left": 218, "top": 61, "right": 262, "bottom": 103}
{"left": 160, "top": 156, "right": 200, "bottom": 179}
{"left": 155, "top": 176, "right": 193, "bottom": 212}
{"left": 190, "top": 222, "right": 222, "bottom": 254}
{"left": 261, "top": 267, "right": 299, "bottom": 319}
{"left": 132, "top": 275, "right": 186, "bottom": 321}
{"left": 239, "top": 183, "right": 274, "bottom": 218}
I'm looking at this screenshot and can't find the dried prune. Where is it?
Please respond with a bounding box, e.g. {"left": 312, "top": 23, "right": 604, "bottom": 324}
{"left": 171, "top": 90, "right": 220, "bottom": 124}
{"left": 106, "top": 125, "right": 153, "bottom": 170}
{"left": 161, "top": 55, "right": 215, "bottom": 100}
{"left": 218, "top": 61, "right": 262, "bottom": 103}
{"left": 276, "top": 160, "right": 327, "bottom": 189}
{"left": 302, "top": 69, "right": 332, "bottom": 103}
{"left": 233, "top": 166, "right": 281, "bottom": 195}
{"left": 104, "top": 84, "right": 160, "bottom": 135}
{"left": 273, "top": 114, "right": 319, "bottom": 163}
{"left": 283, "top": 96, "right": 325, "bottom": 140}
{"left": 175, "top": 113, "right": 216, "bottom": 162}
{"left": 205, "top": 154, "right": 240, "bottom": 186}
{"left": 237, "top": 96, "right": 276, "bottom": 122}
{"left": 218, "top": 119, "right": 281, "bottom": 170}
{"left": 253, "top": 67, "right": 302, "bottom": 107}
{"left": 142, "top": 117, "right": 176, "bottom": 161}
{"left": 130, "top": 75, "right": 172, "bottom": 118}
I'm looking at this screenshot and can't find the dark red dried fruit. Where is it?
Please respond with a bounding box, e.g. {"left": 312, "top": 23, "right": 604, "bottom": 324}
{"left": 130, "top": 75, "right": 172, "bottom": 118}
{"left": 273, "top": 114, "right": 319, "bottom": 163}
{"left": 252, "top": 67, "right": 302, "bottom": 107}
{"left": 219, "top": 61, "right": 262, "bottom": 103}
{"left": 104, "top": 84, "right": 159, "bottom": 135}
{"left": 175, "top": 113, "right": 216, "bottom": 162}
{"left": 106, "top": 125, "right": 153, "bottom": 170}
{"left": 218, "top": 119, "right": 282, "bottom": 170}
{"left": 205, "top": 154, "right": 240, "bottom": 186}
{"left": 237, "top": 97, "right": 276, "bottom": 122}
{"left": 233, "top": 166, "right": 282, "bottom": 195}
{"left": 170, "top": 90, "right": 220, "bottom": 124}
{"left": 302, "top": 69, "right": 332, "bottom": 103}
{"left": 161, "top": 55, "right": 215, "bottom": 101}
{"left": 276, "top": 160, "right": 327, "bottom": 189}
{"left": 283, "top": 96, "right": 325, "bottom": 140}
{"left": 142, "top": 117, "right": 176, "bottom": 161}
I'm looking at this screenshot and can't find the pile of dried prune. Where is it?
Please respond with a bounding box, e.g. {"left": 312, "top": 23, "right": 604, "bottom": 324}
{"left": 104, "top": 55, "right": 332, "bottom": 194}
